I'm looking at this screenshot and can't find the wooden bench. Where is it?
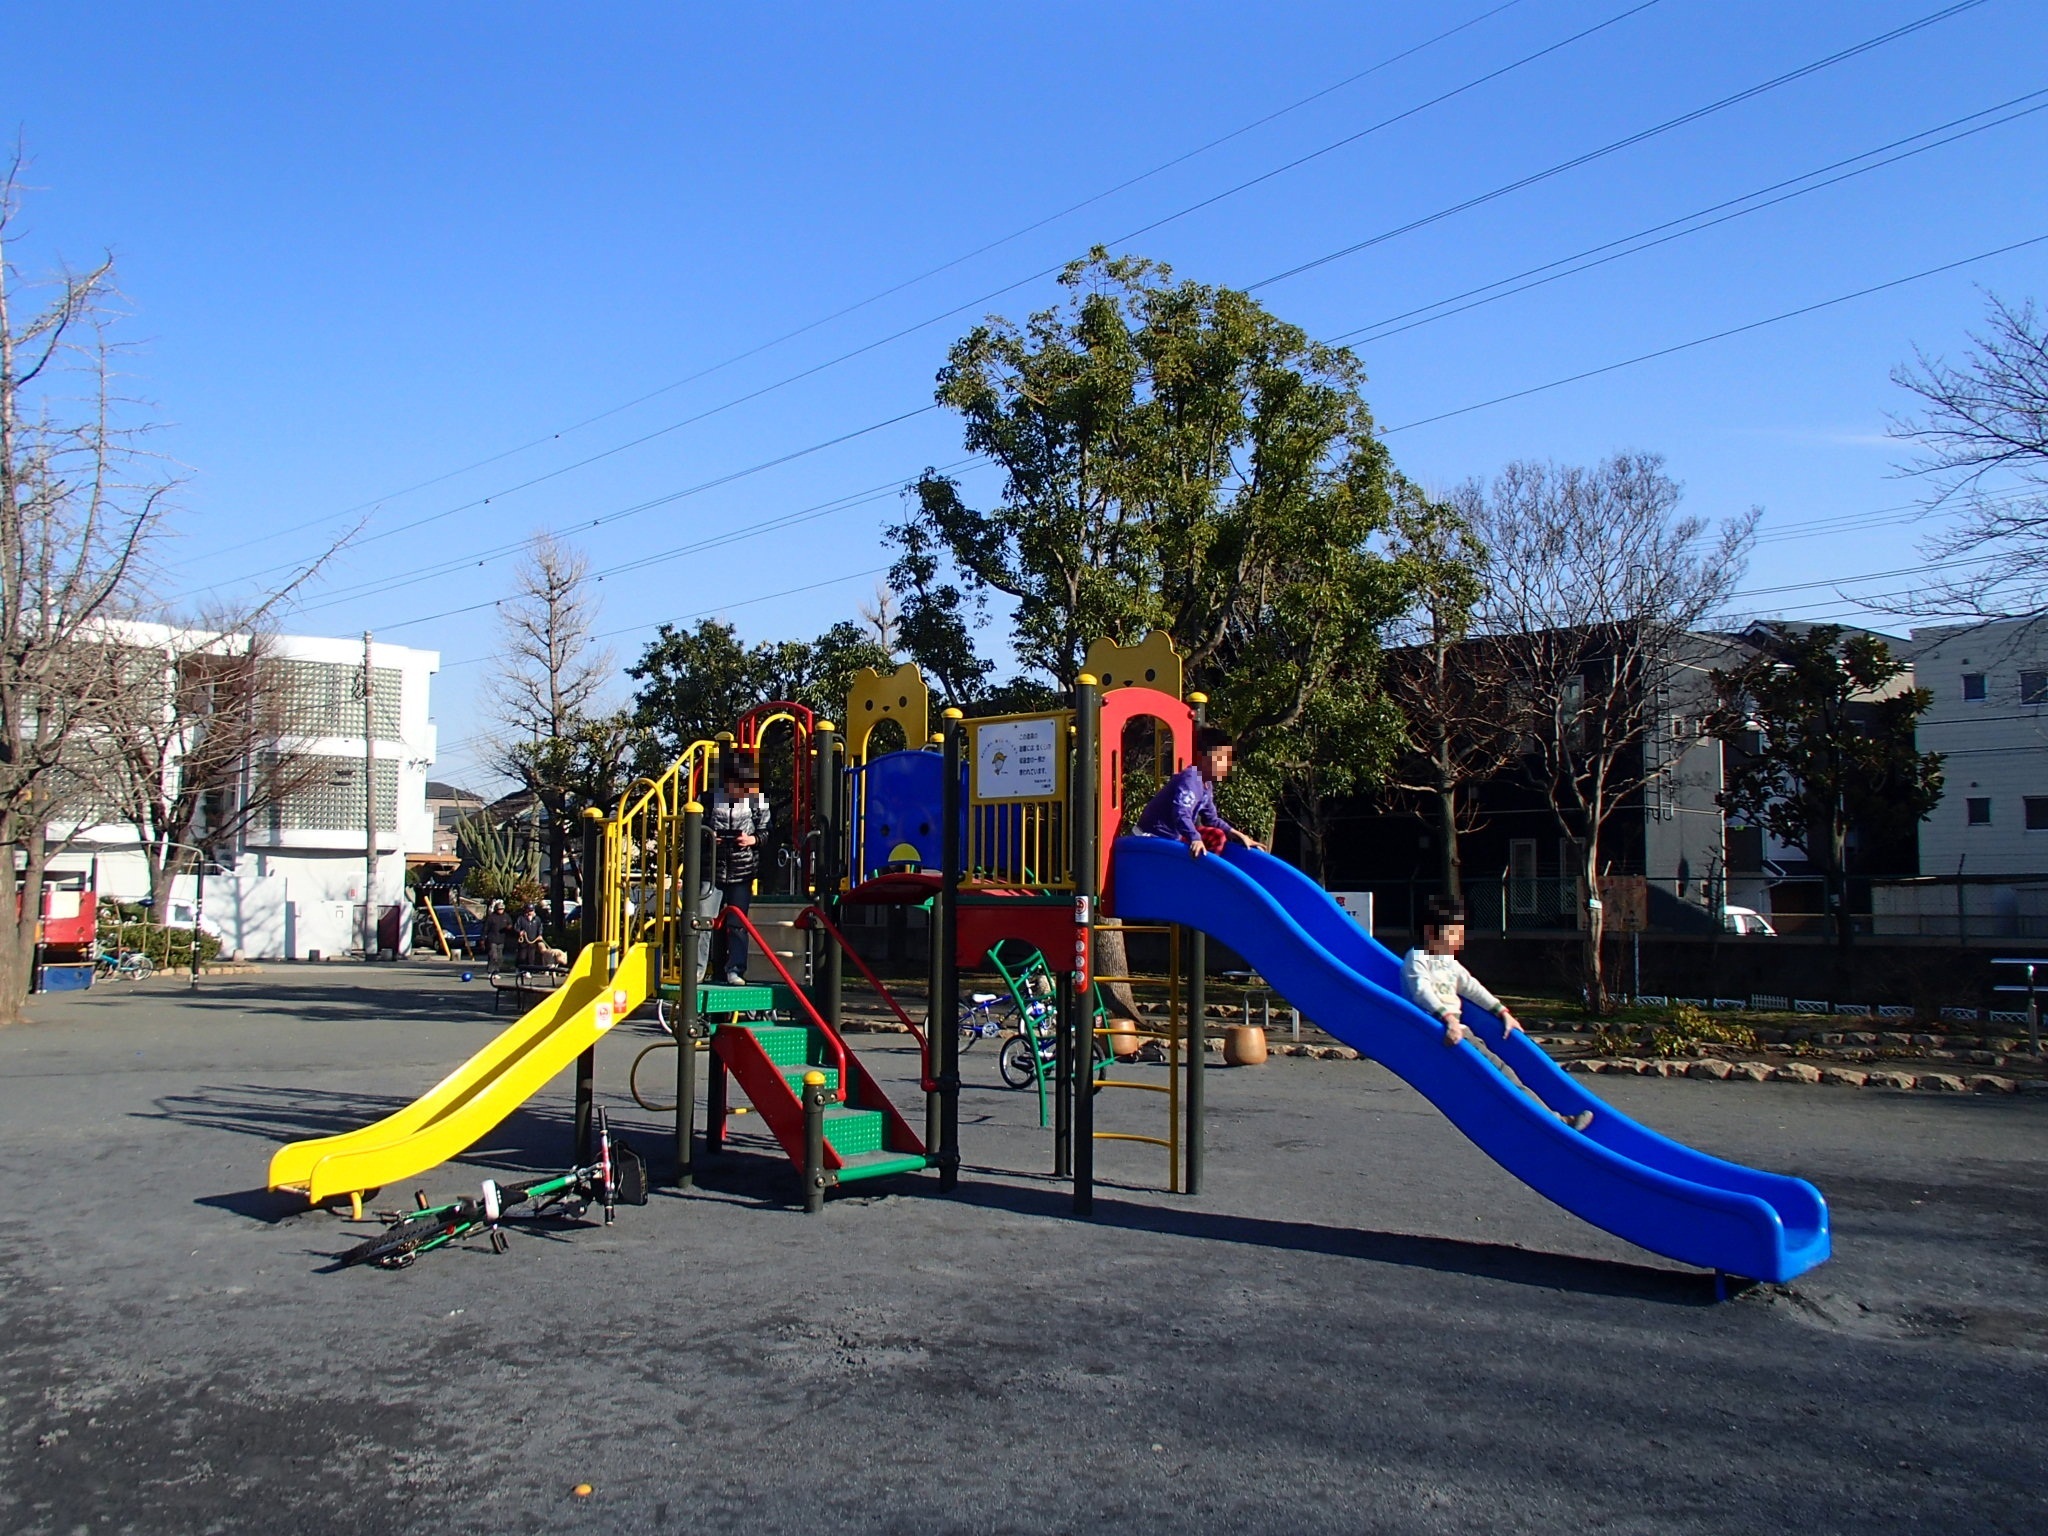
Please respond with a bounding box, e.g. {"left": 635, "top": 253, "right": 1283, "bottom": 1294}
{"left": 489, "top": 968, "right": 568, "bottom": 1013}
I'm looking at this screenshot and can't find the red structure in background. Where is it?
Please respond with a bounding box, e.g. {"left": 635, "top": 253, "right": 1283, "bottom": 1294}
{"left": 734, "top": 700, "right": 815, "bottom": 884}
{"left": 27, "top": 866, "right": 98, "bottom": 958}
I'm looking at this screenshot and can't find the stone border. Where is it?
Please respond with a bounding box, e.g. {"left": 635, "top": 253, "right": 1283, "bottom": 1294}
{"left": 1560, "top": 1056, "right": 2044, "bottom": 1094}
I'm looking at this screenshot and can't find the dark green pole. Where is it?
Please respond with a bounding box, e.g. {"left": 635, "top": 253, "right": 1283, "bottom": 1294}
{"left": 802, "top": 1070, "right": 828, "bottom": 1214}
{"left": 923, "top": 730, "right": 943, "bottom": 1152}
{"left": 811, "top": 720, "right": 843, "bottom": 1036}
{"left": 573, "top": 810, "right": 604, "bottom": 1165}
{"left": 675, "top": 799, "right": 704, "bottom": 1188}
{"left": 1185, "top": 689, "right": 1208, "bottom": 1197}
{"left": 1072, "top": 674, "right": 1100, "bottom": 1215}
{"left": 937, "top": 709, "right": 964, "bottom": 1190}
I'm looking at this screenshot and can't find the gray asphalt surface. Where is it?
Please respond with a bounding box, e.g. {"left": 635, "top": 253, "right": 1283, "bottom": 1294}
{"left": 2, "top": 961, "right": 2044, "bottom": 1535}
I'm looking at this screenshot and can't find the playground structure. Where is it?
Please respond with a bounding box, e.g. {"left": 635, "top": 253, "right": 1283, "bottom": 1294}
{"left": 268, "top": 633, "right": 1830, "bottom": 1284}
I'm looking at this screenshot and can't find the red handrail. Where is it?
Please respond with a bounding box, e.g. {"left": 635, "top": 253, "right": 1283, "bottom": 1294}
{"left": 798, "top": 904, "right": 935, "bottom": 1093}
{"left": 721, "top": 905, "right": 848, "bottom": 1104}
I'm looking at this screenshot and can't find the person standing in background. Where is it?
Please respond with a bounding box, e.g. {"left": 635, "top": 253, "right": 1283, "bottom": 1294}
{"left": 708, "top": 756, "right": 772, "bottom": 985}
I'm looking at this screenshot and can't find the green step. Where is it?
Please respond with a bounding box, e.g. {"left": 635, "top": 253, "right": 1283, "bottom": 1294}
{"left": 822, "top": 1106, "right": 885, "bottom": 1156}
{"left": 833, "top": 1150, "right": 929, "bottom": 1184}
{"left": 743, "top": 1024, "right": 834, "bottom": 1069}
{"left": 698, "top": 983, "right": 778, "bottom": 1014}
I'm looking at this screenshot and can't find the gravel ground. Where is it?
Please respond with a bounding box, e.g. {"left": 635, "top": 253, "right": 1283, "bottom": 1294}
{"left": 2, "top": 961, "right": 2044, "bottom": 1535}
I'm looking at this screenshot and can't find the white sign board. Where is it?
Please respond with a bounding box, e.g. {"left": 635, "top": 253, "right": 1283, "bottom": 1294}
{"left": 1331, "top": 891, "right": 1374, "bottom": 930}
{"left": 973, "top": 717, "right": 1062, "bottom": 800}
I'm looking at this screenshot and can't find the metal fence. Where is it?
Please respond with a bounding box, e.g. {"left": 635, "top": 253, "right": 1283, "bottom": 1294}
{"left": 1337, "top": 872, "right": 2048, "bottom": 943}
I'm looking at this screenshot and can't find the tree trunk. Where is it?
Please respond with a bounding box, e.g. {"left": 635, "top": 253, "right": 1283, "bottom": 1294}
{"left": 1435, "top": 784, "right": 1461, "bottom": 902}
{"left": 0, "top": 823, "right": 47, "bottom": 1024}
{"left": 1580, "top": 843, "right": 1607, "bottom": 1013}
{"left": 547, "top": 807, "right": 568, "bottom": 931}
{"left": 1092, "top": 918, "right": 1143, "bottom": 1023}
{"left": 1830, "top": 821, "right": 1853, "bottom": 949}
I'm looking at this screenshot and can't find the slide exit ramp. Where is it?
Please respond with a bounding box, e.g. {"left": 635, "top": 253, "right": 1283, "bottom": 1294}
{"left": 268, "top": 943, "right": 654, "bottom": 1206}
{"left": 1111, "top": 837, "right": 1828, "bottom": 1282}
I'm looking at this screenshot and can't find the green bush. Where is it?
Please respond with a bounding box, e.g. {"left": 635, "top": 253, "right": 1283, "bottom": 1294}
{"left": 96, "top": 900, "right": 223, "bottom": 969}
{"left": 1590, "top": 1003, "right": 1759, "bottom": 1059}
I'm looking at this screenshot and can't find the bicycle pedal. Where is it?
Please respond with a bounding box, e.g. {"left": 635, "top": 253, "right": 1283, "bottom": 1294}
{"left": 489, "top": 1229, "right": 509, "bottom": 1254}
{"left": 413, "top": 1190, "right": 430, "bottom": 1210}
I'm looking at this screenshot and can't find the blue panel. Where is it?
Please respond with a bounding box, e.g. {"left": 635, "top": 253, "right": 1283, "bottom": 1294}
{"left": 851, "top": 750, "right": 958, "bottom": 884}
{"left": 1111, "top": 836, "right": 1829, "bottom": 1282}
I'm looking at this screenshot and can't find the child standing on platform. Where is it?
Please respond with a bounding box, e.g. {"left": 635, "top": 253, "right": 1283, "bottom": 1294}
{"left": 708, "top": 756, "right": 772, "bottom": 986}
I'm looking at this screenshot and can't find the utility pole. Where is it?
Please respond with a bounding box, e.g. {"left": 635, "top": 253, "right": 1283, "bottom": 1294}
{"left": 363, "top": 631, "right": 378, "bottom": 960}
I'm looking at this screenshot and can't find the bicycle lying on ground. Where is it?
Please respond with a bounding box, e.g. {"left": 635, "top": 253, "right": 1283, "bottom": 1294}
{"left": 338, "top": 1109, "right": 647, "bottom": 1270}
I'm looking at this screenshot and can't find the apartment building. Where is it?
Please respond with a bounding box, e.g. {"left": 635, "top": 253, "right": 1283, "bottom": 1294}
{"left": 53, "top": 626, "right": 440, "bottom": 959}
{"left": 1909, "top": 617, "right": 2048, "bottom": 880}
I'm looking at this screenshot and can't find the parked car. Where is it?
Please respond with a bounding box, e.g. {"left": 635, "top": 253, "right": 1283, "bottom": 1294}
{"left": 1721, "top": 906, "right": 1777, "bottom": 937}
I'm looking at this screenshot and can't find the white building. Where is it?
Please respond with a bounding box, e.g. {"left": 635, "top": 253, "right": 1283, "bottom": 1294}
{"left": 53, "top": 627, "right": 440, "bottom": 960}
{"left": 1911, "top": 617, "right": 2048, "bottom": 879}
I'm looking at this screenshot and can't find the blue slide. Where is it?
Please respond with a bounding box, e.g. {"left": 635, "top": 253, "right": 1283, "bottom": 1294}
{"left": 1111, "top": 836, "right": 1830, "bottom": 1282}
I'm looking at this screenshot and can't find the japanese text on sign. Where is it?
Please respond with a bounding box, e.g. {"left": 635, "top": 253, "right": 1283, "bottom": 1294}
{"left": 973, "top": 717, "right": 1061, "bottom": 801}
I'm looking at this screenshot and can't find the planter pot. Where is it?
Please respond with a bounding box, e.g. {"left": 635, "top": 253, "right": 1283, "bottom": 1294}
{"left": 1106, "top": 1020, "right": 1143, "bottom": 1060}
{"left": 1224, "top": 1024, "right": 1268, "bottom": 1067}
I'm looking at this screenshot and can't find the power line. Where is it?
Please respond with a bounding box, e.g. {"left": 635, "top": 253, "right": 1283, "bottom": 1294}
{"left": 193, "top": 0, "right": 1666, "bottom": 600}
{"left": 257, "top": 405, "right": 938, "bottom": 618}
{"left": 1379, "top": 231, "right": 2048, "bottom": 435}
{"left": 435, "top": 564, "right": 897, "bottom": 670}
{"left": 174, "top": 0, "right": 1535, "bottom": 573}
{"left": 1247, "top": 0, "right": 1991, "bottom": 294}
{"left": 1328, "top": 85, "right": 2048, "bottom": 349}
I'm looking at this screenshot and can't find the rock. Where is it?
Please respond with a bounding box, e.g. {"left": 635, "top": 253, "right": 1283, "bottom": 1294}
{"left": 1911, "top": 1033, "right": 1941, "bottom": 1048}
{"left": 1732, "top": 1061, "right": 1774, "bottom": 1082}
{"left": 1865, "top": 1070, "right": 1917, "bottom": 1090}
{"left": 1637, "top": 1059, "right": 1671, "bottom": 1075}
{"left": 2018, "top": 1079, "right": 2048, "bottom": 1096}
{"left": 1917, "top": 1073, "right": 1965, "bottom": 1092}
{"left": 1925, "top": 1048, "right": 1958, "bottom": 1062}
{"left": 1878, "top": 1032, "right": 1912, "bottom": 1049}
{"left": 1968, "top": 1074, "right": 2017, "bottom": 1094}
{"left": 1818, "top": 1068, "right": 1868, "bottom": 1088}
{"left": 1773, "top": 1062, "right": 1823, "bottom": 1084}
{"left": 1652, "top": 1060, "right": 1685, "bottom": 1077}
{"left": 1564, "top": 1059, "right": 1598, "bottom": 1074}
{"left": 1687, "top": 1060, "right": 1734, "bottom": 1081}
{"left": 1845, "top": 1031, "right": 1878, "bottom": 1047}
{"left": 1313, "top": 1045, "right": 1347, "bottom": 1061}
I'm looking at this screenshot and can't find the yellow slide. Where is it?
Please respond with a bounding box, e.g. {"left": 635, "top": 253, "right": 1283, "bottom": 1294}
{"left": 268, "top": 942, "right": 654, "bottom": 1205}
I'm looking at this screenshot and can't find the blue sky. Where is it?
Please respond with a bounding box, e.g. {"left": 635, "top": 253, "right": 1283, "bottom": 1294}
{"left": 6, "top": 0, "right": 2045, "bottom": 788}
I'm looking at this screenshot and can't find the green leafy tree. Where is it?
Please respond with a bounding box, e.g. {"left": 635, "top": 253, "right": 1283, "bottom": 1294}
{"left": 628, "top": 619, "right": 892, "bottom": 758}
{"left": 892, "top": 248, "right": 1409, "bottom": 840}
{"left": 1709, "top": 623, "right": 1943, "bottom": 948}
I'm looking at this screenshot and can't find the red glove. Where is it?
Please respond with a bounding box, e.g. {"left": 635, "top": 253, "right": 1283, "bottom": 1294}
{"left": 1198, "top": 825, "right": 1229, "bottom": 854}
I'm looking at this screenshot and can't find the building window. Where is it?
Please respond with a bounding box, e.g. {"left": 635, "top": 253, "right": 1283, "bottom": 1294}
{"left": 2027, "top": 798, "right": 2048, "bottom": 832}
{"left": 2022, "top": 671, "right": 2048, "bottom": 705}
{"left": 1961, "top": 673, "right": 1987, "bottom": 702}
{"left": 1966, "top": 797, "right": 1992, "bottom": 826}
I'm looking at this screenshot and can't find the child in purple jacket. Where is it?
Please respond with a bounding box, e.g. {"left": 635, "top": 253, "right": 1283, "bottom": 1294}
{"left": 1135, "top": 727, "right": 1262, "bottom": 856}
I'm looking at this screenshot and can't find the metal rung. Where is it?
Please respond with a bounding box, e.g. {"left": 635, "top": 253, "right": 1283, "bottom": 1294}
{"left": 1094, "top": 1080, "right": 1171, "bottom": 1095}
{"left": 1093, "top": 1132, "right": 1171, "bottom": 1149}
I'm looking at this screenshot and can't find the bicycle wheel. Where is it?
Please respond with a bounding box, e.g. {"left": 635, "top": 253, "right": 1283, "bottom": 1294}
{"left": 998, "top": 1034, "right": 1040, "bottom": 1089}
{"left": 129, "top": 954, "right": 155, "bottom": 980}
{"left": 340, "top": 1218, "right": 441, "bottom": 1269}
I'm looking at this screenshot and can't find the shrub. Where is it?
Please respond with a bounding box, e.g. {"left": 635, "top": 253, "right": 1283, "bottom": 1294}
{"left": 1591, "top": 1004, "right": 1759, "bottom": 1059}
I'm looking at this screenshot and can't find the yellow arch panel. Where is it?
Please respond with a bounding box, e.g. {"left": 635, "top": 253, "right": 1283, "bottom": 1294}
{"left": 845, "top": 662, "right": 929, "bottom": 762}
{"left": 1083, "top": 632, "right": 1183, "bottom": 698}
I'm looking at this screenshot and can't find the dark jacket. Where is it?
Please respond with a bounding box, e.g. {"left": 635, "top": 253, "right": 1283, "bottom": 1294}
{"left": 709, "top": 789, "right": 772, "bottom": 885}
